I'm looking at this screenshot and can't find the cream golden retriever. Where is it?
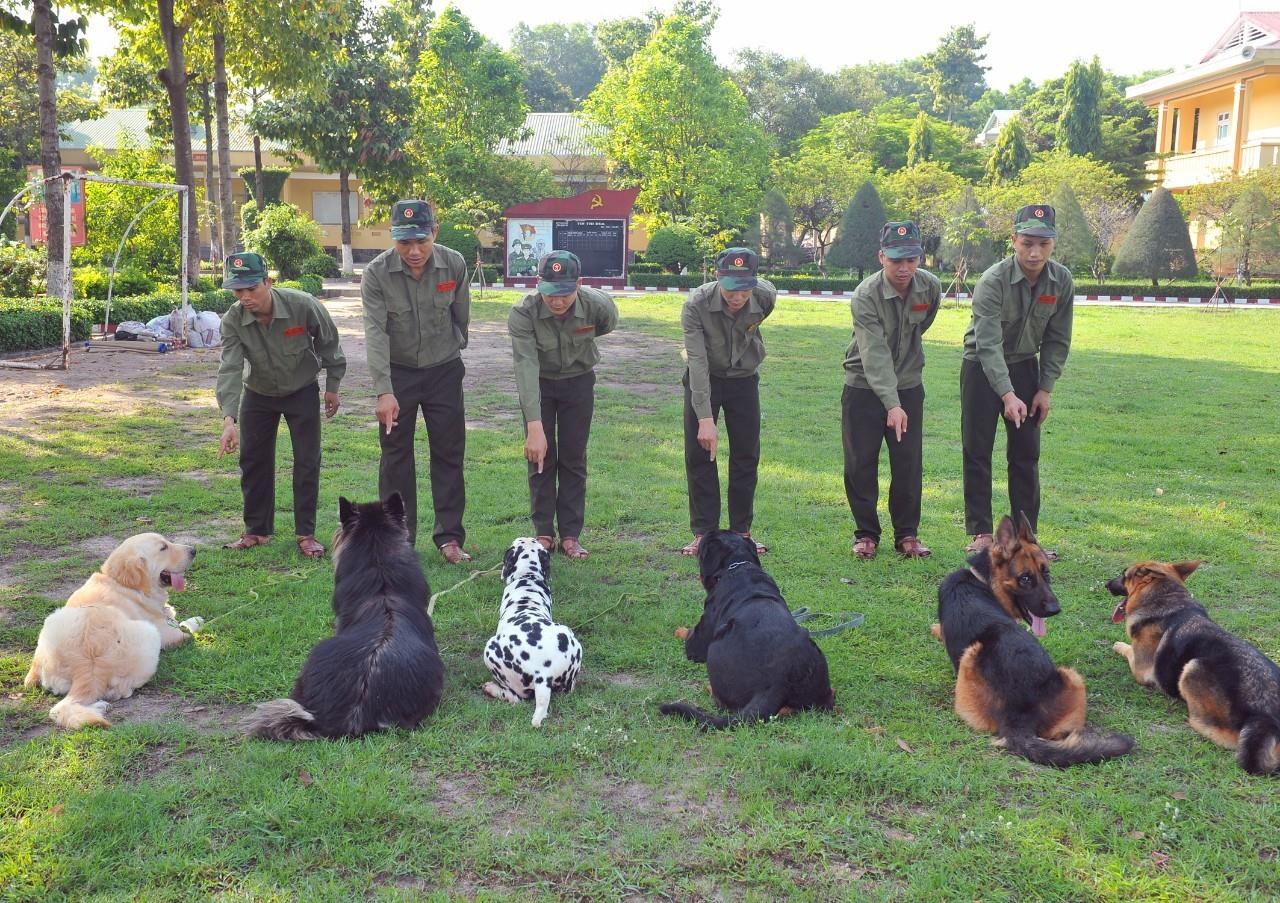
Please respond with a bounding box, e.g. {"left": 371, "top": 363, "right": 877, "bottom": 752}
{"left": 23, "top": 533, "right": 202, "bottom": 728}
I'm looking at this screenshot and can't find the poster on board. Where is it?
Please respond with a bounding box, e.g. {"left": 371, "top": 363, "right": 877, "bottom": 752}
{"left": 505, "top": 218, "right": 552, "bottom": 278}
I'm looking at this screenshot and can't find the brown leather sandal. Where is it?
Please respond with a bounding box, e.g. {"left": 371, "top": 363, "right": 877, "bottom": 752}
{"left": 894, "top": 536, "right": 932, "bottom": 558}
{"left": 439, "top": 540, "right": 472, "bottom": 564}
{"left": 679, "top": 535, "right": 702, "bottom": 556}
{"left": 535, "top": 535, "right": 554, "bottom": 551}
{"left": 559, "top": 537, "right": 589, "bottom": 560}
{"left": 965, "top": 533, "right": 993, "bottom": 554}
{"left": 852, "top": 536, "right": 878, "bottom": 560}
{"left": 223, "top": 533, "right": 269, "bottom": 550}
{"left": 296, "top": 535, "right": 325, "bottom": 558}
{"left": 738, "top": 532, "right": 768, "bottom": 554}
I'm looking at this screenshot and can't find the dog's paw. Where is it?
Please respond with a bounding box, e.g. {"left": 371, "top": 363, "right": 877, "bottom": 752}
{"left": 178, "top": 616, "right": 205, "bottom": 635}
{"left": 1112, "top": 641, "right": 1131, "bottom": 656}
{"left": 673, "top": 626, "right": 689, "bottom": 640}
{"left": 930, "top": 623, "right": 943, "bottom": 642}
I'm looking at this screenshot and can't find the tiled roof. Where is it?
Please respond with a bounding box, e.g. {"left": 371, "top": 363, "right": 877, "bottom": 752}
{"left": 496, "top": 113, "right": 603, "bottom": 158}
{"left": 1201, "top": 12, "right": 1280, "bottom": 62}
{"left": 59, "top": 106, "right": 285, "bottom": 152}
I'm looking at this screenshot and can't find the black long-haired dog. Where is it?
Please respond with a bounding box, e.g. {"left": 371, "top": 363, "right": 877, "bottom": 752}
{"left": 660, "top": 530, "right": 835, "bottom": 728}
{"left": 246, "top": 493, "right": 444, "bottom": 740}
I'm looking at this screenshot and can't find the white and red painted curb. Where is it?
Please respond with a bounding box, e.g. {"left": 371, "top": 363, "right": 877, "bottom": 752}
{"left": 485, "top": 282, "right": 1279, "bottom": 305}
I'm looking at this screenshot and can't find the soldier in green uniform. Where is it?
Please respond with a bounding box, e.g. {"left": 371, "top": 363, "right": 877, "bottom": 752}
{"left": 842, "top": 222, "right": 941, "bottom": 560}
{"left": 361, "top": 199, "right": 472, "bottom": 562}
{"left": 679, "top": 247, "right": 775, "bottom": 557}
{"left": 508, "top": 250, "right": 619, "bottom": 560}
{"left": 961, "top": 204, "right": 1074, "bottom": 559}
{"left": 216, "top": 252, "right": 346, "bottom": 558}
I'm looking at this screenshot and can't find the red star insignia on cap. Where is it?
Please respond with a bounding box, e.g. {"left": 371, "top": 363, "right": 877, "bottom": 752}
{"left": 734, "top": 257, "right": 743, "bottom": 267}
{"left": 552, "top": 262, "right": 562, "bottom": 272}
{"left": 404, "top": 209, "right": 414, "bottom": 218}
{"left": 897, "top": 226, "right": 907, "bottom": 236}
{"left": 1034, "top": 208, "right": 1044, "bottom": 217}
{"left": 233, "top": 257, "right": 243, "bottom": 267}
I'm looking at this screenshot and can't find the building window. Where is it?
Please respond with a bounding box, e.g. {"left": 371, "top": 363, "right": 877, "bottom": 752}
{"left": 1191, "top": 108, "right": 1200, "bottom": 151}
{"left": 313, "top": 191, "right": 360, "bottom": 225}
{"left": 1217, "top": 112, "right": 1230, "bottom": 143}
{"left": 1169, "top": 109, "right": 1179, "bottom": 153}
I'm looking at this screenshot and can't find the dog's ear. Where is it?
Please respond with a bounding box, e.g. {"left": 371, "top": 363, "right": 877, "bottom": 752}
{"left": 382, "top": 492, "right": 406, "bottom": 526}
{"left": 1015, "top": 511, "right": 1038, "bottom": 547}
{"left": 1171, "top": 561, "right": 1201, "bottom": 582}
{"left": 994, "top": 515, "right": 1018, "bottom": 550}
{"left": 502, "top": 544, "right": 519, "bottom": 581}
{"left": 339, "top": 496, "right": 357, "bottom": 526}
{"left": 538, "top": 546, "right": 551, "bottom": 580}
{"left": 106, "top": 549, "right": 151, "bottom": 591}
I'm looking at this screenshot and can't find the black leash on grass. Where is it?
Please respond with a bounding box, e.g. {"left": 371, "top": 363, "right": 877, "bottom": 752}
{"left": 790, "top": 607, "right": 865, "bottom": 637}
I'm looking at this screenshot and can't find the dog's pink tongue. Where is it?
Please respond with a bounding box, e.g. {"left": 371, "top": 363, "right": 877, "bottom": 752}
{"left": 1031, "top": 615, "right": 1046, "bottom": 637}
{"left": 170, "top": 573, "right": 187, "bottom": 592}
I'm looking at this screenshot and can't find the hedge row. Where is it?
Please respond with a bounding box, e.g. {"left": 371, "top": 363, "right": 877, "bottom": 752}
{"left": 0, "top": 291, "right": 239, "bottom": 354}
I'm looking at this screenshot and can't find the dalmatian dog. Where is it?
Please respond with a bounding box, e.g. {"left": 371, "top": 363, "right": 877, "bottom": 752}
{"left": 483, "top": 538, "right": 583, "bottom": 726}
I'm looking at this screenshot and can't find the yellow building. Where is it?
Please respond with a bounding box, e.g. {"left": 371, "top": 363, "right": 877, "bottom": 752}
{"left": 1129, "top": 12, "right": 1280, "bottom": 195}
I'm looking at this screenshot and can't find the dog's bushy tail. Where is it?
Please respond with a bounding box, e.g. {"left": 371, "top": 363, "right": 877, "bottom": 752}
{"left": 999, "top": 728, "right": 1134, "bottom": 767}
{"left": 49, "top": 697, "right": 112, "bottom": 730}
{"left": 245, "top": 698, "right": 320, "bottom": 741}
{"left": 1238, "top": 714, "right": 1280, "bottom": 775}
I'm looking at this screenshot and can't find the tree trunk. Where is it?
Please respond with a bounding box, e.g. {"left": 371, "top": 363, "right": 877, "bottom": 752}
{"left": 338, "top": 168, "right": 354, "bottom": 274}
{"left": 213, "top": 30, "right": 239, "bottom": 254}
{"left": 33, "top": 0, "right": 65, "bottom": 298}
{"left": 156, "top": 0, "right": 200, "bottom": 287}
{"left": 253, "top": 134, "right": 265, "bottom": 212}
{"left": 199, "top": 79, "right": 221, "bottom": 265}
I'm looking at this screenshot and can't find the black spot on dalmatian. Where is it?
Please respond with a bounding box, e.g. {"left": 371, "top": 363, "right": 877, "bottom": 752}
{"left": 521, "top": 651, "right": 529, "bottom": 660}
{"left": 558, "top": 632, "right": 569, "bottom": 653}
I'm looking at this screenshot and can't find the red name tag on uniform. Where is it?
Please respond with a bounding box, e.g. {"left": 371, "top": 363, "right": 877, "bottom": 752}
{"left": 1037, "top": 294, "right": 1057, "bottom": 304}
{"left": 437, "top": 280, "right": 457, "bottom": 292}
{"left": 911, "top": 303, "right": 930, "bottom": 312}
{"left": 283, "top": 325, "right": 305, "bottom": 337}
{"left": 573, "top": 325, "right": 596, "bottom": 334}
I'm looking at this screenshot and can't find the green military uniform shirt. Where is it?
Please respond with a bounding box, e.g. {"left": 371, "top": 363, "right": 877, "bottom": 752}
{"left": 681, "top": 280, "right": 777, "bottom": 421}
{"left": 360, "top": 243, "right": 470, "bottom": 396}
{"left": 508, "top": 287, "right": 620, "bottom": 423}
{"left": 216, "top": 286, "right": 346, "bottom": 418}
{"left": 843, "top": 268, "right": 942, "bottom": 410}
{"left": 962, "top": 256, "right": 1074, "bottom": 398}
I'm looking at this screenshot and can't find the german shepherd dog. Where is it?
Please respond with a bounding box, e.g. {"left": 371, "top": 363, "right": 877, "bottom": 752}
{"left": 660, "top": 530, "right": 835, "bottom": 729}
{"left": 933, "top": 514, "right": 1133, "bottom": 766}
{"left": 246, "top": 494, "right": 444, "bottom": 740}
{"left": 1108, "top": 560, "right": 1280, "bottom": 775}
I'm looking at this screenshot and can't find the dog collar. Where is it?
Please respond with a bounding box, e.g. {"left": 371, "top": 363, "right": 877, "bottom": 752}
{"left": 968, "top": 567, "right": 987, "bottom": 585}
{"left": 725, "top": 561, "right": 750, "bottom": 573}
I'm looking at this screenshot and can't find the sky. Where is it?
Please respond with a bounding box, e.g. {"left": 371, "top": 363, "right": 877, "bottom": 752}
{"left": 84, "top": 1, "right": 1264, "bottom": 91}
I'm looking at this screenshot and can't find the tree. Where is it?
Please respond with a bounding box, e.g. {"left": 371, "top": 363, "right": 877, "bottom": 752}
{"left": 1214, "top": 186, "right": 1280, "bottom": 284}
{"left": 1047, "top": 180, "right": 1097, "bottom": 273}
{"left": 827, "top": 181, "right": 887, "bottom": 278}
{"left": 939, "top": 184, "right": 998, "bottom": 280}
{"left": 774, "top": 138, "right": 871, "bottom": 264}
{"left": 510, "top": 22, "right": 604, "bottom": 108}
{"left": 882, "top": 162, "right": 965, "bottom": 262}
{"left": 1112, "top": 186, "right": 1197, "bottom": 287}
{"left": 81, "top": 137, "right": 180, "bottom": 275}
{"left": 584, "top": 14, "right": 770, "bottom": 236}
{"left": 1058, "top": 57, "right": 1103, "bottom": 156}
{"left": 254, "top": 0, "right": 417, "bottom": 273}
{"left": 593, "top": 1, "right": 717, "bottom": 69}
{"left": 760, "top": 188, "right": 796, "bottom": 267}
{"left": 732, "top": 49, "right": 845, "bottom": 152}
{"left": 921, "top": 23, "right": 989, "bottom": 125}
{"left": 986, "top": 115, "right": 1031, "bottom": 184}
{"left": 646, "top": 223, "right": 703, "bottom": 272}
{"left": 3, "top": 0, "right": 87, "bottom": 297}
{"left": 906, "top": 111, "right": 934, "bottom": 167}
{"left": 520, "top": 61, "right": 573, "bottom": 112}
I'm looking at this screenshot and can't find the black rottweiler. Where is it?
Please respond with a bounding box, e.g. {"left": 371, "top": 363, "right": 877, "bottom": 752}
{"left": 660, "top": 530, "right": 835, "bottom": 729}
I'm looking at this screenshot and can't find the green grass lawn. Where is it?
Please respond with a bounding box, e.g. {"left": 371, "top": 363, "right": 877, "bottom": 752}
{"left": 2, "top": 293, "right": 1279, "bottom": 901}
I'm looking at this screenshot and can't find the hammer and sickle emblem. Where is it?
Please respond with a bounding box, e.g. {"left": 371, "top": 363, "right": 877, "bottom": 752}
{"left": 590, "top": 194, "right": 604, "bottom": 209}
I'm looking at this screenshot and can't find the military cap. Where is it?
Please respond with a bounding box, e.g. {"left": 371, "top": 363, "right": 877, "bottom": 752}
{"left": 879, "top": 221, "right": 924, "bottom": 260}
{"left": 1014, "top": 204, "right": 1057, "bottom": 238}
{"left": 537, "top": 250, "right": 581, "bottom": 296}
{"left": 223, "top": 251, "right": 269, "bottom": 289}
{"left": 715, "top": 247, "right": 759, "bottom": 291}
{"left": 390, "top": 199, "right": 436, "bottom": 240}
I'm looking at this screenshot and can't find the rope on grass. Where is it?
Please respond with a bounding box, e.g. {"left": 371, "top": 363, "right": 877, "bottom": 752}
{"left": 576, "top": 591, "right": 658, "bottom": 627}
{"left": 427, "top": 562, "right": 503, "bottom": 617}
{"left": 198, "top": 570, "right": 312, "bottom": 628}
